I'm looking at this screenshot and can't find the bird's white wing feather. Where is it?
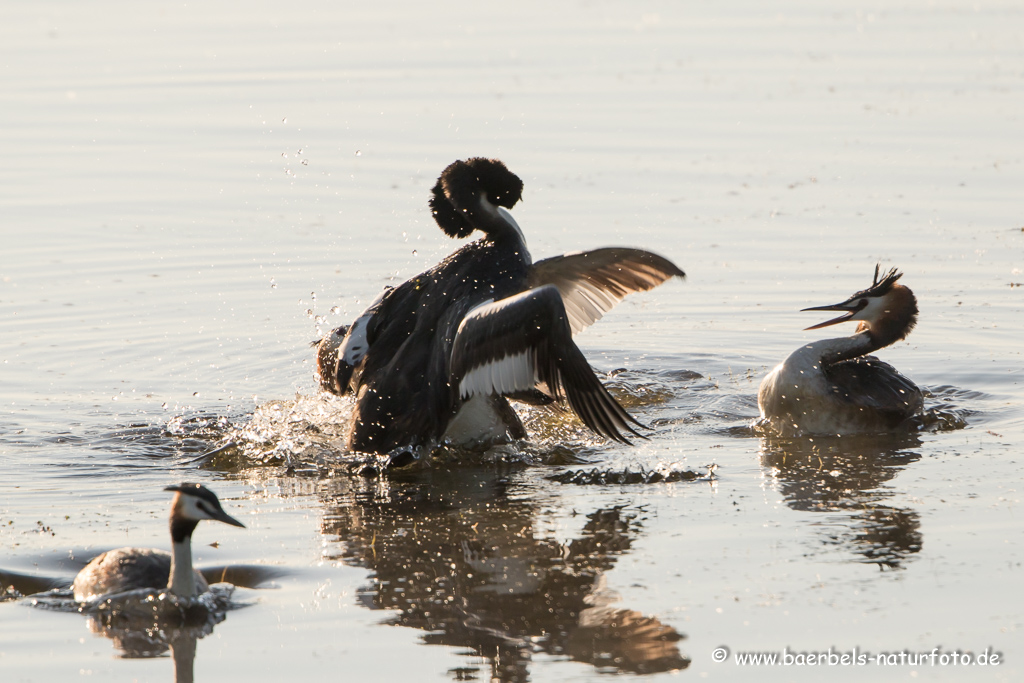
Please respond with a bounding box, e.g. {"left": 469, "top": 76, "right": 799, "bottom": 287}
{"left": 450, "top": 286, "right": 644, "bottom": 443}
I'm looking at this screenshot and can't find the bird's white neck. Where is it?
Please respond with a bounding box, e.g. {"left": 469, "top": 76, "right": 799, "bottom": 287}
{"left": 168, "top": 538, "right": 198, "bottom": 596}
{"left": 807, "top": 330, "right": 878, "bottom": 366}
{"left": 475, "top": 194, "right": 531, "bottom": 264}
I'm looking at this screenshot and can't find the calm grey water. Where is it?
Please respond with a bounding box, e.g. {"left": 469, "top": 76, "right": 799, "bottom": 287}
{"left": 2, "top": 1, "right": 1022, "bottom": 681}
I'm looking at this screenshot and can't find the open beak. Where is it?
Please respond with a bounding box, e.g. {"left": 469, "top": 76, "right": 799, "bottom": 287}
{"left": 801, "top": 300, "right": 863, "bottom": 330}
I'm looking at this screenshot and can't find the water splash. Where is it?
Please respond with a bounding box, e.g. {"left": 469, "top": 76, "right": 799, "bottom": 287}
{"left": 150, "top": 367, "right": 717, "bottom": 476}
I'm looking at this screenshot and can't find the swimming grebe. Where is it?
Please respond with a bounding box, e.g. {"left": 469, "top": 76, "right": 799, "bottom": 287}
{"left": 757, "top": 265, "right": 923, "bottom": 436}
{"left": 316, "top": 157, "right": 684, "bottom": 456}
{"left": 72, "top": 484, "right": 245, "bottom": 602}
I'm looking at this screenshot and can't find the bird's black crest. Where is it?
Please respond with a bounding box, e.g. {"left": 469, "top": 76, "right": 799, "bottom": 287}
{"left": 853, "top": 264, "right": 903, "bottom": 299}
{"left": 429, "top": 158, "right": 524, "bottom": 238}
{"left": 429, "top": 175, "right": 474, "bottom": 238}
{"left": 165, "top": 482, "right": 224, "bottom": 509}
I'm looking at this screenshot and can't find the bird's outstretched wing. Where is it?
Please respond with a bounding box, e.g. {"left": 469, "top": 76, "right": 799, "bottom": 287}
{"left": 450, "top": 285, "right": 644, "bottom": 443}
{"left": 528, "top": 247, "right": 684, "bottom": 335}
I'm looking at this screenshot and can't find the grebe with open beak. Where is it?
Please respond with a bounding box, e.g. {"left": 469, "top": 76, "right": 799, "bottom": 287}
{"left": 757, "top": 265, "right": 923, "bottom": 436}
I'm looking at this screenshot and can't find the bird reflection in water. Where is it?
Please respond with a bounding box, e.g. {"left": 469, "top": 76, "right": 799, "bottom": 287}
{"left": 82, "top": 594, "right": 224, "bottom": 683}
{"left": 318, "top": 467, "right": 689, "bottom": 680}
{"left": 758, "top": 432, "right": 924, "bottom": 569}
{"left": 79, "top": 563, "right": 281, "bottom": 680}
{"left": 3, "top": 563, "right": 283, "bottom": 683}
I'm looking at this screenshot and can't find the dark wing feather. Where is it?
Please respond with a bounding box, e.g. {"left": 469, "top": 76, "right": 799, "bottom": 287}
{"left": 450, "top": 285, "right": 644, "bottom": 443}
{"left": 824, "top": 356, "right": 924, "bottom": 427}
{"left": 528, "top": 248, "right": 684, "bottom": 335}
{"left": 325, "top": 287, "right": 393, "bottom": 395}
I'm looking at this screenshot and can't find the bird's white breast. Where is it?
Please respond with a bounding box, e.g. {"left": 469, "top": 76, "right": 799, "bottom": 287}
{"left": 442, "top": 395, "right": 515, "bottom": 447}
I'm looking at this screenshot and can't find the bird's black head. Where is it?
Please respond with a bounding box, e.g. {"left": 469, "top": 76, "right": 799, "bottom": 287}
{"left": 429, "top": 158, "right": 524, "bottom": 238}
{"left": 166, "top": 482, "right": 246, "bottom": 529}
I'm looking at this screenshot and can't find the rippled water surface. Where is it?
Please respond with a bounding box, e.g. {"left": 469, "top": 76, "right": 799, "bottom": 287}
{"left": 2, "top": 1, "right": 1022, "bottom": 681}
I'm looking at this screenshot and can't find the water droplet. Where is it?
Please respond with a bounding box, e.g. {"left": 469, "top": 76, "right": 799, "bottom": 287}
{"left": 315, "top": 315, "right": 326, "bottom": 325}
{"left": 193, "top": 392, "right": 200, "bottom": 397}
{"left": 281, "top": 152, "right": 287, "bottom": 158}
{"left": 355, "top": 150, "right": 361, "bottom": 156}
{"left": 301, "top": 159, "right": 308, "bottom": 165}
{"left": 412, "top": 249, "right": 417, "bottom": 256}
{"left": 306, "top": 308, "right": 314, "bottom": 317}
{"left": 282, "top": 117, "right": 287, "bottom": 123}
{"left": 161, "top": 402, "right": 168, "bottom": 409}
{"left": 297, "top": 148, "right": 303, "bottom": 155}
{"left": 330, "top": 306, "right": 340, "bottom": 315}
{"left": 311, "top": 291, "right": 317, "bottom": 300}
{"left": 270, "top": 278, "right": 277, "bottom": 289}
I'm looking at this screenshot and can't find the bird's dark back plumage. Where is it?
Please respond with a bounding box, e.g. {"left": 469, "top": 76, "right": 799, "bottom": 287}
{"left": 72, "top": 548, "right": 209, "bottom": 602}
{"left": 823, "top": 356, "right": 924, "bottom": 428}
{"left": 348, "top": 238, "right": 531, "bottom": 453}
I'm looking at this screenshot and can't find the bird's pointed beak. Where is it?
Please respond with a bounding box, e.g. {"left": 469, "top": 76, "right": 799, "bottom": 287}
{"left": 800, "top": 300, "right": 862, "bottom": 330}
{"left": 214, "top": 509, "right": 246, "bottom": 528}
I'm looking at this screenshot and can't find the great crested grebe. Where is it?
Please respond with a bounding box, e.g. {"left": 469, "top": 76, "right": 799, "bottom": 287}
{"left": 73, "top": 484, "right": 245, "bottom": 602}
{"left": 316, "top": 157, "right": 684, "bottom": 457}
{"left": 757, "top": 265, "right": 923, "bottom": 436}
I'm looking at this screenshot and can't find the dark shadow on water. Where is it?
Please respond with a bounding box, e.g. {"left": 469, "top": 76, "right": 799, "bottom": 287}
{"left": 198, "top": 564, "right": 289, "bottom": 589}
{"left": 317, "top": 466, "right": 690, "bottom": 681}
{"left": 0, "top": 562, "right": 285, "bottom": 596}
{"left": 0, "top": 568, "right": 71, "bottom": 598}
{"left": 758, "top": 432, "right": 925, "bottom": 569}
